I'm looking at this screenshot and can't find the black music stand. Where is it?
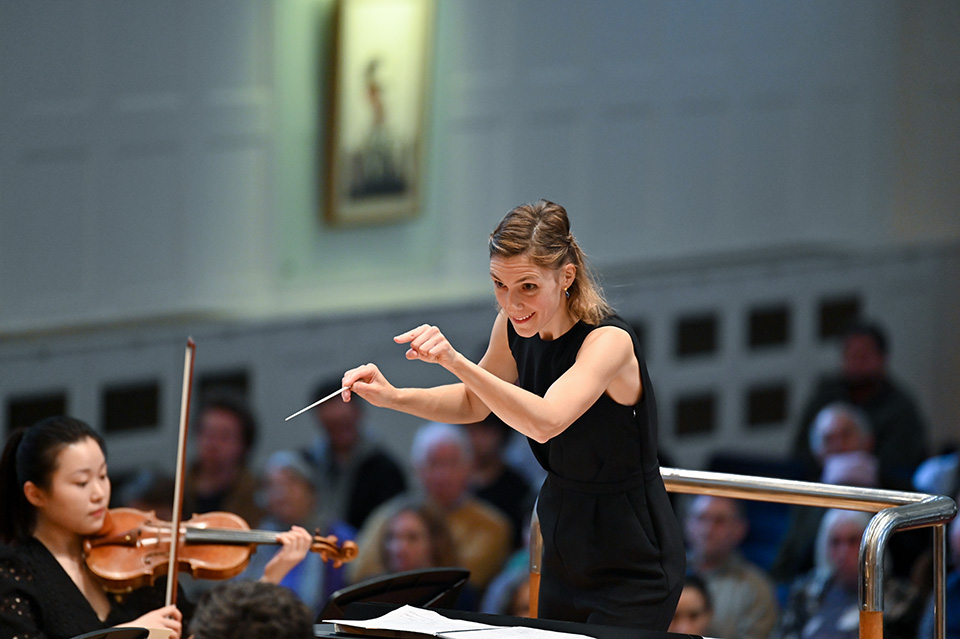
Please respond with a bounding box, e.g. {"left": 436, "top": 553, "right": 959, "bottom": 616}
{"left": 318, "top": 567, "right": 470, "bottom": 621}
{"left": 70, "top": 629, "right": 149, "bottom": 639}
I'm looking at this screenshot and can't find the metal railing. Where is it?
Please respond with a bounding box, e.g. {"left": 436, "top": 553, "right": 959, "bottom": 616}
{"left": 529, "top": 467, "right": 957, "bottom": 639}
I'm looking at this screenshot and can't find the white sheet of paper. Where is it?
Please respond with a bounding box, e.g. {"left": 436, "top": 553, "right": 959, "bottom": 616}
{"left": 323, "top": 605, "right": 593, "bottom": 639}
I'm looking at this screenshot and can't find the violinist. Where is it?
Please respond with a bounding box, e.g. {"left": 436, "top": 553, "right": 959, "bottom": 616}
{"left": 0, "top": 416, "right": 313, "bottom": 639}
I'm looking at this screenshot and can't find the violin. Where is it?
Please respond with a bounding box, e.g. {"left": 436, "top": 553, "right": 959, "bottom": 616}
{"left": 84, "top": 507, "right": 358, "bottom": 594}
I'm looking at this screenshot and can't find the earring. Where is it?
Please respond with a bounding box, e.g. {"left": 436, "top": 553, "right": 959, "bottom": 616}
{"left": 564, "top": 288, "right": 570, "bottom": 299}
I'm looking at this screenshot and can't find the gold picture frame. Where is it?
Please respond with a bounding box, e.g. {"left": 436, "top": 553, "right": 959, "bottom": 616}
{"left": 324, "top": 0, "right": 434, "bottom": 226}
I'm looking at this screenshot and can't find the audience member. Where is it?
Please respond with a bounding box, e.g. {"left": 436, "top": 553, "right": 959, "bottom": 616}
{"left": 115, "top": 468, "right": 176, "bottom": 521}
{"left": 502, "top": 429, "right": 548, "bottom": 494}
{"left": 777, "top": 509, "right": 920, "bottom": 639}
{"left": 792, "top": 320, "right": 928, "bottom": 490}
{"left": 241, "top": 450, "right": 355, "bottom": 616}
{"left": 182, "top": 391, "right": 264, "bottom": 525}
{"left": 188, "top": 580, "right": 313, "bottom": 639}
{"left": 372, "top": 498, "right": 478, "bottom": 611}
{"left": 479, "top": 564, "right": 531, "bottom": 618}
{"left": 914, "top": 446, "right": 960, "bottom": 497}
{"left": 463, "top": 414, "right": 534, "bottom": 549}
{"left": 349, "top": 422, "right": 512, "bottom": 591}
{"left": 917, "top": 512, "right": 960, "bottom": 639}
{"left": 771, "top": 402, "right": 879, "bottom": 582}
{"left": 684, "top": 495, "right": 779, "bottom": 639}
{"left": 669, "top": 573, "right": 714, "bottom": 636}
{"left": 304, "top": 377, "right": 407, "bottom": 530}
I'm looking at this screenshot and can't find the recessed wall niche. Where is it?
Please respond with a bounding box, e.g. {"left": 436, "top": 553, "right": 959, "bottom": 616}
{"left": 6, "top": 392, "right": 68, "bottom": 435}
{"left": 748, "top": 305, "right": 790, "bottom": 349}
{"left": 102, "top": 381, "right": 160, "bottom": 433}
{"left": 745, "top": 383, "right": 789, "bottom": 429}
{"left": 675, "top": 313, "right": 719, "bottom": 358}
{"left": 818, "top": 295, "right": 861, "bottom": 341}
{"left": 674, "top": 392, "right": 716, "bottom": 436}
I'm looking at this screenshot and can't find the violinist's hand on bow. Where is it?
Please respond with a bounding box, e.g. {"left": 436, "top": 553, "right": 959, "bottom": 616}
{"left": 261, "top": 526, "right": 312, "bottom": 585}
{"left": 123, "top": 604, "right": 182, "bottom": 639}
{"left": 394, "top": 324, "right": 459, "bottom": 368}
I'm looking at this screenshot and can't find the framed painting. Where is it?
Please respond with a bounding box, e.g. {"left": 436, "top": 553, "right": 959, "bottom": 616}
{"left": 325, "top": 0, "right": 434, "bottom": 226}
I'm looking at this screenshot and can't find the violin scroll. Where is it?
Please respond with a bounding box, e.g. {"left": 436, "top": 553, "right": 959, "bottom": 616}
{"left": 312, "top": 531, "right": 358, "bottom": 568}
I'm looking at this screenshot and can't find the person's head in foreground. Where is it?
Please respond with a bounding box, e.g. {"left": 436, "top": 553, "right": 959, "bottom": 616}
{"left": 189, "top": 579, "right": 313, "bottom": 639}
{"left": 668, "top": 573, "right": 713, "bottom": 635}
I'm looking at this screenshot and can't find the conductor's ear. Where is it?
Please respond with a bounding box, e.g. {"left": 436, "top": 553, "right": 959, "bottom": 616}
{"left": 23, "top": 481, "right": 46, "bottom": 508}
{"left": 562, "top": 263, "right": 576, "bottom": 289}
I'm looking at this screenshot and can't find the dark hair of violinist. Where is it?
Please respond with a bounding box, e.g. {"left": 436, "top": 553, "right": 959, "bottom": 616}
{"left": 0, "top": 415, "right": 185, "bottom": 637}
{"left": 0, "top": 416, "right": 313, "bottom": 639}
{"left": 0, "top": 415, "right": 106, "bottom": 543}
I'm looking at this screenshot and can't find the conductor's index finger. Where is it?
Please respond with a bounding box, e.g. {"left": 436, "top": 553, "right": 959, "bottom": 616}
{"left": 394, "top": 324, "right": 428, "bottom": 343}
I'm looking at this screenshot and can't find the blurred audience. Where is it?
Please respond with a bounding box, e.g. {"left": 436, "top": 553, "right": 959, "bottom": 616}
{"left": 771, "top": 402, "right": 880, "bottom": 583}
{"left": 189, "top": 580, "right": 313, "bottom": 639}
{"left": 349, "top": 422, "right": 512, "bottom": 592}
{"left": 916, "top": 512, "right": 960, "bottom": 639}
{"left": 777, "top": 509, "right": 920, "bottom": 639}
{"left": 182, "top": 391, "right": 264, "bottom": 526}
{"left": 372, "top": 498, "right": 478, "bottom": 611}
{"left": 914, "top": 445, "right": 960, "bottom": 497}
{"left": 792, "top": 320, "right": 928, "bottom": 491}
{"left": 241, "top": 450, "right": 354, "bottom": 616}
{"left": 303, "top": 377, "right": 407, "bottom": 530}
{"left": 463, "top": 414, "right": 534, "bottom": 550}
{"left": 669, "top": 573, "right": 714, "bottom": 636}
{"left": 684, "top": 495, "right": 779, "bottom": 639}
{"left": 479, "top": 564, "right": 531, "bottom": 618}
{"left": 115, "top": 468, "right": 176, "bottom": 521}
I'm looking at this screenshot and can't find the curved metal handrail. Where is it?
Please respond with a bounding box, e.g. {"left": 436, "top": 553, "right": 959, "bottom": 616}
{"left": 529, "top": 466, "right": 957, "bottom": 639}
{"left": 660, "top": 467, "right": 957, "bottom": 639}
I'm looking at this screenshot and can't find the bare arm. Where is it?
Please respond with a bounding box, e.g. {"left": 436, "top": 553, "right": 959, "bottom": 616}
{"left": 443, "top": 313, "right": 640, "bottom": 442}
{"left": 341, "top": 317, "right": 518, "bottom": 424}
{"left": 359, "top": 312, "right": 639, "bottom": 443}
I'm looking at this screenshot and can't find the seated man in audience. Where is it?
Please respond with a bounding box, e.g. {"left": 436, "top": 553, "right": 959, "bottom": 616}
{"left": 183, "top": 391, "right": 265, "bottom": 525}
{"left": 792, "top": 320, "right": 928, "bottom": 490}
{"left": 771, "top": 402, "right": 880, "bottom": 583}
{"left": 685, "top": 495, "right": 779, "bottom": 639}
{"left": 777, "top": 509, "right": 920, "bottom": 639}
{"left": 304, "top": 377, "right": 407, "bottom": 530}
{"left": 349, "top": 421, "right": 513, "bottom": 592}
{"left": 188, "top": 580, "right": 313, "bottom": 639}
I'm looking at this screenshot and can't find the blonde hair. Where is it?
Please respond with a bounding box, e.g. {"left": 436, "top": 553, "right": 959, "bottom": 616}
{"left": 488, "top": 200, "right": 612, "bottom": 325}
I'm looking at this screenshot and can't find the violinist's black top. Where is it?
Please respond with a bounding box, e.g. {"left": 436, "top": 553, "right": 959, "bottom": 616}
{"left": 0, "top": 537, "right": 186, "bottom": 639}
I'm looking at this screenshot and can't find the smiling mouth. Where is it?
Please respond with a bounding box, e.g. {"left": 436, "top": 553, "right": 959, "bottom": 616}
{"left": 513, "top": 313, "right": 533, "bottom": 322}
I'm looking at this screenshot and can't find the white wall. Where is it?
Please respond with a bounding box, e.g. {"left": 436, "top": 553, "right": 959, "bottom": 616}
{"left": 1, "top": 0, "right": 959, "bottom": 477}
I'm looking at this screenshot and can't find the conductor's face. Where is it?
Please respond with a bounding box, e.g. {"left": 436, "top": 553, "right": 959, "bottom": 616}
{"left": 490, "top": 255, "right": 576, "bottom": 341}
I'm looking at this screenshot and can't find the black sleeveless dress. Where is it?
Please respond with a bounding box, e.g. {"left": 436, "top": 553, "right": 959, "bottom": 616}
{"left": 507, "top": 315, "right": 684, "bottom": 629}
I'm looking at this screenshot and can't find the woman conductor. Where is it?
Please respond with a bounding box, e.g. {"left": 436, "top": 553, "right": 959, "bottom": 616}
{"left": 340, "top": 200, "right": 685, "bottom": 628}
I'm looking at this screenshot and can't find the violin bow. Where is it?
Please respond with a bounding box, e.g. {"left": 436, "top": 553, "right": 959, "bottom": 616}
{"left": 165, "top": 338, "right": 196, "bottom": 607}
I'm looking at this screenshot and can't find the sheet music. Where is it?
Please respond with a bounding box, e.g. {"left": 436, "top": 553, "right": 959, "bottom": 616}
{"left": 324, "top": 605, "right": 593, "bottom": 639}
